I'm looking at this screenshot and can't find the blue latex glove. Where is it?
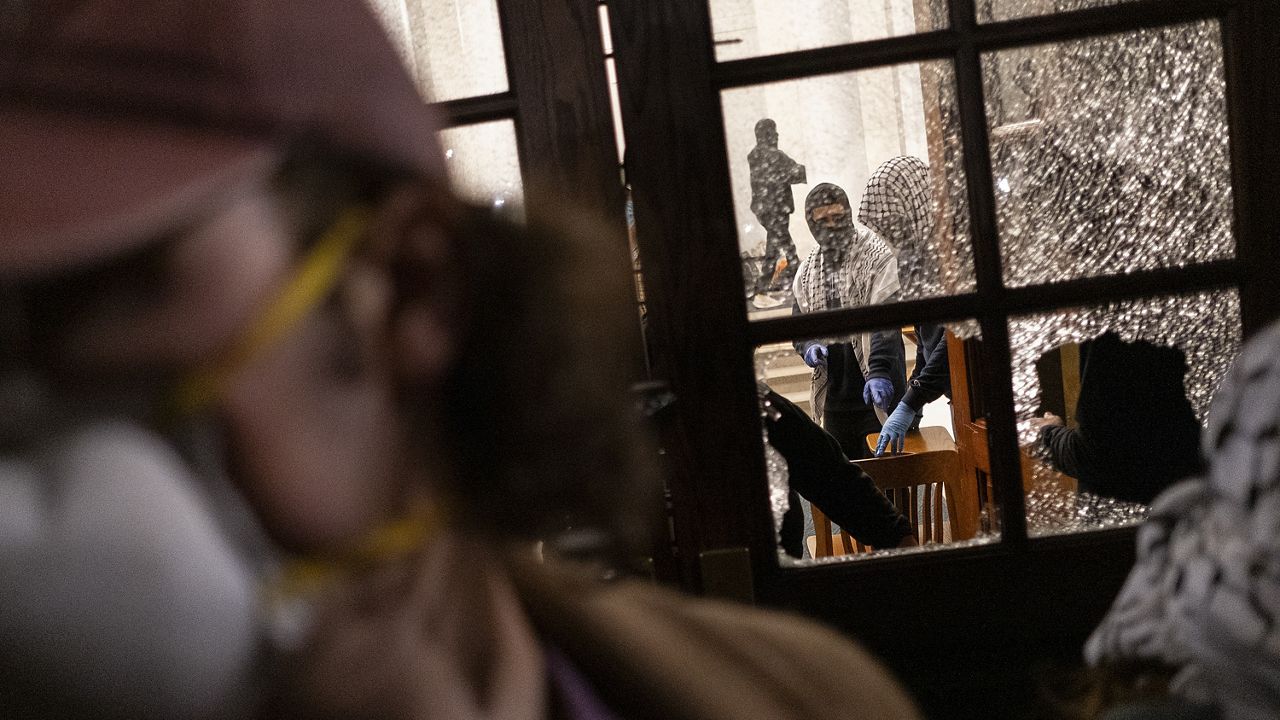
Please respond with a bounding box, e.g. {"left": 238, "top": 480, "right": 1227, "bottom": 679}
{"left": 875, "top": 402, "right": 916, "bottom": 456}
{"left": 862, "top": 377, "right": 894, "bottom": 411}
{"left": 802, "top": 344, "right": 827, "bottom": 368}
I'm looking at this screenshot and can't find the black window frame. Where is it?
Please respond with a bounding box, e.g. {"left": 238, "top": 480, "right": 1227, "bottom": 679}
{"left": 607, "top": 0, "right": 1280, "bottom": 598}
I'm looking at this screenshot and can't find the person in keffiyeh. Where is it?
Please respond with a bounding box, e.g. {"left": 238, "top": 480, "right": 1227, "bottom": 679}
{"left": 855, "top": 158, "right": 954, "bottom": 456}
{"left": 1084, "top": 320, "right": 1280, "bottom": 720}
{"left": 791, "top": 183, "right": 906, "bottom": 459}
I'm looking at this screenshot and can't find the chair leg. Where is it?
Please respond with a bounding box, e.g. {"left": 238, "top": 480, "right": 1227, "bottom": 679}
{"left": 933, "top": 484, "right": 945, "bottom": 543}
{"left": 839, "top": 531, "right": 857, "bottom": 555}
{"left": 813, "top": 505, "right": 834, "bottom": 558}
{"left": 922, "top": 484, "right": 934, "bottom": 544}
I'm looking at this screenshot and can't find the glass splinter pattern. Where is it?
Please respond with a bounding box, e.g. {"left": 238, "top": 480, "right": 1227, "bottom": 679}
{"left": 985, "top": 21, "right": 1234, "bottom": 287}
{"left": 1011, "top": 290, "right": 1242, "bottom": 537}
{"left": 755, "top": 322, "right": 995, "bottom": 566}
{"left": 722, "top": 61, "right": 975, "bottom": 319}
{"left": 980, "top": 0, "right": 1137, "bottom": 24}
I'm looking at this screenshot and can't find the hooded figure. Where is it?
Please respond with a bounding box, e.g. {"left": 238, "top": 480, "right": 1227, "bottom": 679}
{"left": 747, "top": 119, "right": 806, "bottom": 293}
{"left": 857, "top": 158, "right": 954, "bottom": 456}
{"left": 792, "top": 183, "right": 906, "bottom": 459}
{"left": 0, "top": 2, "right": 926, "bottom": 719}
{"left": 857, "top": 156, "right": 936, "bottom": 299}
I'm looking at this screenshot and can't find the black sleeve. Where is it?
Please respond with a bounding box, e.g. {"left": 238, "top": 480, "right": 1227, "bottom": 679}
{"left": 866, "top": 327, "right": 905, "bottom": 381}
{"left": 901, "top": 323, "right": 952, "bottom": 412}
{"left": 778, "top": 151, "right": 806, "bottom": 184}
{"left": 763, "top": 390, "right": 913, "bottom": 549}
{"left": 1039, "top": 424, "right": 1100, "bottom": 480}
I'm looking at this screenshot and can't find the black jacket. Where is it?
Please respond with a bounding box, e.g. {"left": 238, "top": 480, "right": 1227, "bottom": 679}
{"left": 748, "top": 145, "right": 805, "bottom": 216}
{"left": 793, "top": 302, "right": 908, "bottom": 411}
{"left": 1038, "top": 332, "right": 1204, "bottom": 505}
{"left": 901, "top": 323, "right": 952, "bottom": 412}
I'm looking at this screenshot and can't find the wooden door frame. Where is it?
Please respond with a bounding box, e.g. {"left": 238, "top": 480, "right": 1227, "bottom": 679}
{"left": 605, "top": 0, "right": 1280, "bottom": 693}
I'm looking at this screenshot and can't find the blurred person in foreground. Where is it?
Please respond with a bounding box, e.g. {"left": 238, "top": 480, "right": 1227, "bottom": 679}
{"left": 1073, "top": 322, "right": 1280, "bottom": 720}
{"left": 0, "top": 2, "right": 921, "bottom": 719}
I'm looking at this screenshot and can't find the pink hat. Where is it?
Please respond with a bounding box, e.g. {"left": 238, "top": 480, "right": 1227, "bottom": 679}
{"left": 0, "top": 0, "right": 445, "bottom": 277}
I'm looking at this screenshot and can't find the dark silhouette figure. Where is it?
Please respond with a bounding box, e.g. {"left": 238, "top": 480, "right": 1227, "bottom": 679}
{"left": 748, "top": 118, "right": 806, "bottom": 293}
{"left": 1036, "top": 332, "right": 1205, "bottom": 505}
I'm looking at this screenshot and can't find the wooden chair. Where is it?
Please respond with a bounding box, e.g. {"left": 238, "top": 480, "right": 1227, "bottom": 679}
{"left": 809, "top": 427, "right": 963, "bottom": 557}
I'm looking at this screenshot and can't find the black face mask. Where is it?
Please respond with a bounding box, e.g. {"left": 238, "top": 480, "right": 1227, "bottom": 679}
{"left": 805, "top": 183, "right": 855, "bottom": 252}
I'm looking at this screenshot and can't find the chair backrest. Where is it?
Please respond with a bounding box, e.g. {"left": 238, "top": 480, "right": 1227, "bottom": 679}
{"left": 809, "top": 430, "right": 963, "bottom": 557}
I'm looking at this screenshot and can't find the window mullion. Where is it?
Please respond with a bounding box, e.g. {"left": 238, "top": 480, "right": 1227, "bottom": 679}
{"left": 951, "top": 0, "right": 1028, "bottom": 545}
{"left": 435, "top": 92, "right": 519, "bottom": 128}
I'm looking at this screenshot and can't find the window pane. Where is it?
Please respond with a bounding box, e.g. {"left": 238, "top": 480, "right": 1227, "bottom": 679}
{"left": 1011, "top": 290, "right": 1241, "bottom": 538}
{"left": 721, "top": 61, "right": 975, "bottom": 322}
{"left": 438, "top": 120, "right": 524, "bottom": 215}
{"left": 709, "top": 0, "right": 948, "bottom": 63}
{"left": 979, "top": 0, "right": 1139, "bottom": 24}
{"left": 755, "top": 321, "right": 1002, "bottom": 566}
{"left": 985, "top": 21, "right": 1234, "bottom": 288}
{"left": 367, "top": 0, "right": 509, "bottom": 102}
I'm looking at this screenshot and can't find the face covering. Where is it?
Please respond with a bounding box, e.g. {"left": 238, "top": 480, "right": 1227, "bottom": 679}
{"left": 805, "top": 183, "right": 856, "bottom": 253}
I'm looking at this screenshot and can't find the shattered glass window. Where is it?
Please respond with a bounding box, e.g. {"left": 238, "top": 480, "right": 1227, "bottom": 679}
{"left": 438, "top": 120, "right": 524, "bottom": 217}
{"left": 1010, "top": 290, "right": 1241, "bottom": 538}
{"left": 753, "top": 323, "right": 998, "bottom": 566}
{"left": 721, "top": 62, "right": 975, "bottom": 320}
{"left": 366, "top": 0, "right": 509, "bottom": 102}
{"left": 979, "top": 0, "right": 1140, "bottom": 24}
{"left": 708, "top": 0, "right": 948, "bottom": 63}
{"left": 984, "top": 20, "right": 1234, "bottom": 287}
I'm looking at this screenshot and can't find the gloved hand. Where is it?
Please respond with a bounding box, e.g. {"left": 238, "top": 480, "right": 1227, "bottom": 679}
{"left": 802, "top": 344, "right": 827, "bottom": 368}
{"left": 862, "top": 377, "right": 894, "bottom": 411}
{"left": 875, "top": 401, "right": 916, "bottom": 456}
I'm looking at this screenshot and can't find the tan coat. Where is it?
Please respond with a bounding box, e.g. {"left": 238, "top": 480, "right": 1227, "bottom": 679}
{"left": 267, "top": 538, "right": 920, "bottom": 720}
{"left": 512, "top": 559, "right": 922, "bottom": 720}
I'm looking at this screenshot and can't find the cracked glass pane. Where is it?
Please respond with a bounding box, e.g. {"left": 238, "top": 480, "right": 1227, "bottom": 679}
{"left": 366, "top": 0, "right": 509, "bottom": 102}
{"left": 753, "top": 322, "right": 999, "bottom": 566}
{"left": 1011, "top": 290, "right": 1241, "bottom": 538}
{"left": 979, "top": 0, "right": 1138, "bottom": 24}
{"left": 721, "top": 62, "right": 975, "bottom": 321}
{"left": 709, "top": 0, "right": 948, "bottom": 63}
{"left": 438, "top": 120, "right": 524, "bottom": 217}
{"left": 984, "top": 20, "right": 1234, "bottom": 287}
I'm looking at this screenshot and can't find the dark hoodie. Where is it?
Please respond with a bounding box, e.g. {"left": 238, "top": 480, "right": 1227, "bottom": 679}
{"left": 1038, "top": 332, "right": 1205, "bottom": 505}
{"left": 791, "top": 183, "right": 906, "bottom": 458}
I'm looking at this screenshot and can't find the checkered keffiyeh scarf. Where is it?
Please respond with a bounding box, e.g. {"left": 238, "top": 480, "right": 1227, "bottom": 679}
{"left": 793, "top": 184, "right": 898, "bottom": 420}
{"left": 858, "top": 156, "right": 935, "bottom": 296}
{"left": 1085, "top": 320, "right": 1280, "bottom": 719}
{"left": 796, "top": 183, "right": 898, "bottom": 315}
{"left": 794, "top": 227, "right": 895, "bottom": 314}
